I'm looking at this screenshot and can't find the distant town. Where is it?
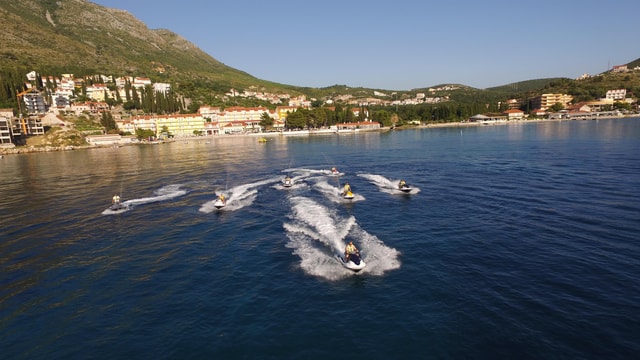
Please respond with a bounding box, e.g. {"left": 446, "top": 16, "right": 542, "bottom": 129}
{"left": 1, "top": 66, "right": 638, "bottom": 150}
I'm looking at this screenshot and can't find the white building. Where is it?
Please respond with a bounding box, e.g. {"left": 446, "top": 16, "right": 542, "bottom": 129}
{"left": 153, "top": 83, "right": 171, "bottom": 93}
{"left": 605, "top": 89, "right": 626, "bottom": 101}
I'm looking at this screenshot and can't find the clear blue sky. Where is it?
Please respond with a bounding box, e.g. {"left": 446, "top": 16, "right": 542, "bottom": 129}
{"left": 91, "top": 0, "right": 639, "bottom": 90}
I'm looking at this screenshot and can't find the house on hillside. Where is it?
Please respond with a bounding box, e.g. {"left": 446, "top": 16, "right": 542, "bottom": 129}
{"left": 612, "top": 65, "right": 628, "bottom": 73}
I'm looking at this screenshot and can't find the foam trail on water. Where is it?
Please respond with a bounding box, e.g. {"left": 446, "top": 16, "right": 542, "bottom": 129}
{"left": 199, "top": 176, "right": 281, "bottom": 213}
{"left": 283, "top": 196, "right": 400, "bottom": 280}
{"left": 102, "top": 184, "right": 187, "bottom": 215}
{"left": 314, "top": 179, "right": 365, "bottom": 203}
{"left": 359, "top": 173, "right": 421, "bottom": 195}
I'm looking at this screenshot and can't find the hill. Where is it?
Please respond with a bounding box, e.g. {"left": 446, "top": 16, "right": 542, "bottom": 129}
{"left": 0, "top": 0, "right": 638, "bottom": 110}
{"left": 0, "top": 0, "right": 284, "bottom": 92}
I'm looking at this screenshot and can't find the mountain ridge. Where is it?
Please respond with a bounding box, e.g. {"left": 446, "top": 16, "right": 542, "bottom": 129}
{"left": 1, "top": 0, "right": 639, "bottom": 99}
{"left": 0, "top": 0, "right": 260, "bottom": 86}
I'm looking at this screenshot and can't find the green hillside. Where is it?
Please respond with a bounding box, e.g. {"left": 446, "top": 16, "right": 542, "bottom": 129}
{"left": 0, "top": 0, "right": 638, "bottom": 113}
{"left": 0, "top": 0, "right": 283, "bottom": 92}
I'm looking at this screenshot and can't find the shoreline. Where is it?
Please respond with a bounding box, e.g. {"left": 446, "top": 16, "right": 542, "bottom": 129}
{"left": 1, "top": 115, "right": 635, "bottom": 157}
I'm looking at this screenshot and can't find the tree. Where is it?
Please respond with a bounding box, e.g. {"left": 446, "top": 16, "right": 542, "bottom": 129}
{"left": 159, "top": 125, "right": 172, "bottom": 138}
{"left": 135, "top": 128, "right": 155, "bottom": 140}
{"left": 548, "top": 102, "right": 565, "bottom": 112}
{"left": 259, "top": 111, "right": 273, "bottom": 130}
{"left": 311, "top": 99, "right": 323, "bottom": 108}
{"left": 100, "top": 111, "right": 118, "bottom": 133}
{"left": 285, "top": 110, "right": 306, "bottom": 129}
{"left": 372, "top": 109, "right": 392, "bottom": 127}
{"left": 613, "top": 101, "right": 631, "bottom": 111}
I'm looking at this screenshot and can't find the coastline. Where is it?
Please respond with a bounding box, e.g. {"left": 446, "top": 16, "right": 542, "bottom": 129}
{"left": 1, "top": 115, "right": 635, "bottom": 157}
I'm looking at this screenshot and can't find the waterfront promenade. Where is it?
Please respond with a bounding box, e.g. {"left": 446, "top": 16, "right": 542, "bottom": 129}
{"left": 0, "top": 115, "right": 634, "bottom": 156}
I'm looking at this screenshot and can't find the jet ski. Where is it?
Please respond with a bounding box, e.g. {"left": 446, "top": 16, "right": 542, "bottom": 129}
{"left": 108, "top": 202, "right": 129, "bottom": 213}
{"left": 337, "top": 252, "right": 366, "bottom": 272}
{"left": 283, "top": 177, "right": 293, "bottom": 188}
{"left": 342, "top": 190, "right": 355, "bottom": 200}
{"left": 398, "top": 183, "right": 412, "bottom": 193}
{"left": 213, "top": 196, "right": 226, "bottom": 209}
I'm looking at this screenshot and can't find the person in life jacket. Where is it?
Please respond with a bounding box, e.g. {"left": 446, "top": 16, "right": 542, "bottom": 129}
{"left": 345, "top": 241, "right": 358, "bottom": 261}
{"left": 112, "top": 194, "right": 121, "bottom": 204}
{"left": 399, "top": 179, "right": 406, "bottom": 188}
{"left": 343, "top": 182, "right": 352, "bottom": 195}
{"left": 331, "top": 167, "right": 338, "bottom": 174}
{"left": 218, "top": 194, "right": 225, "bottom": 203}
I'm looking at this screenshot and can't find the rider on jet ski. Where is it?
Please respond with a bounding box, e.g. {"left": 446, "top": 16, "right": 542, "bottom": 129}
{"left": 345, "top": 241, "right": 359, "bottom": 261}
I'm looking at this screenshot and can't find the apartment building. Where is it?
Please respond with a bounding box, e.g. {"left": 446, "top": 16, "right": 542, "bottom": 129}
{"left": 16, "top": 117, "right": 45, "bottom": 136}
{"left": 127, "top": 113, "right": 206, "bottom": 137}
{"left": 531, "top": 93, "right": 573, "bottom": 111}
{"left": 22, "top": 90, "right": 48, "bottom": 114}
{"left": 606, "top": 89, "right": 626, "bottom": 101}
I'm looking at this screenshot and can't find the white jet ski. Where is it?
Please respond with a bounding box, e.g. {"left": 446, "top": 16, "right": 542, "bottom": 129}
{"left": 398, "top": 183, "right": 412, "bottom": 193}
{"left": 108, "top": 202, "right": 129, "bottom": 213}
{"left": 213, "top": 196, "right": 226, "bottom": 209}
{"left": 337, "top": 252, "right": 366, "bottom": 272}
{"left": 328, "top": 167, "right": 342, "bottom": 177}
{"left": 283, "top": 177, "right": 293, "bottom": 188}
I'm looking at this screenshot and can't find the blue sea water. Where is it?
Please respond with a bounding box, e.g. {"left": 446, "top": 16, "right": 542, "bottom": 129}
{"left": 1, "top": 118, "right": 639, "bottom": 359}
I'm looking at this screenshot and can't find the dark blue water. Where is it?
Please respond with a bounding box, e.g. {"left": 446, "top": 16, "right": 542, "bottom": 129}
{"left": 2, "top": 118, "right": 639, "bottom": 359}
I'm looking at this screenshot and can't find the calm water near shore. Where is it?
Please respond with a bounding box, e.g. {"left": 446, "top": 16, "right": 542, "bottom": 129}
{"left": 1, "top": 117, "right": 639, "bottom": 359}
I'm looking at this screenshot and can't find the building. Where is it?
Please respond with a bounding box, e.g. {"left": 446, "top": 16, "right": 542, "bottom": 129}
{"left": 505, "top": 98, "right": 523, "bottom": 110}
{"left": 85, "top": 134, "right": 123, "bottom": 145}
{"left": 503, "top": 109, "right": 525, "bottom": 120}
{"left": 16, "top": 116, "right": 45, "bottom": 136}
{"left": 198, "top": 105, "right": 221, "bottom": 122}
{"left": 20, "top": 89, "right": 48, "bottom": 114}
{"left": 153, "top": 83, "right": 171, "bottom": 94}
{"left": 275, "top": 106, "right": 298, "bottom": 122}
{"left": 531, "top": 94, "right": 573, "bottom": 111}
{"left": 220, "top": 106, "right": 270, "bottom": 124}
{"left": 86, "top": 84, "right": 110, "bottom": 101}
{"left": 0, "top": 109, "right": 14, "bottom": 146}
{"left": 336, "top": 121, "right": 381, "bottom": 130}
{"left": 605, "top": 89, "right": 626, "bottom": 101}
{"left": 127, "top": 113, "right": 207, "bottom": 138}
{"left": 69, "top": 101, "right": 109, "bottom": 115}
{"left": 566, "top": 102, "right": 593, "bottom": 112}
{"left": 611, "top": 65, "right": 628, "bottom": 73}
{"left": 132, "top": 77, "right": 152, "bottom": 89}
{"left": 582, "top": 99, "right": 614, "bottom": 112}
